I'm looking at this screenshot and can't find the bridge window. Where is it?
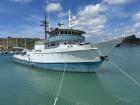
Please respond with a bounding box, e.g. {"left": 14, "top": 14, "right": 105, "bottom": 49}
{"left": 65, "top": 31, "right": 67, "bottom": 34}
{"left": 72, "top": 31, "right": 74, "bottom": 35}
{"left": 50, "top": 43, "right": 55, "bottom": 46}
{"left": 60, "top": 31, "right": 64, "bottom": 34}
{"left": 68, "top": 31, "right": 71, "bottom": 34}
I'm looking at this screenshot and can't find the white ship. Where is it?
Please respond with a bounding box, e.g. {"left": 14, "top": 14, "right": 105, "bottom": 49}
{"left": 13, "top": 9, "right": 123, "bottom": 72}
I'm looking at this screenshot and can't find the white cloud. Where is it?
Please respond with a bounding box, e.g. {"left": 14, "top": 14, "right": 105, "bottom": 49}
{"left": 103, "top": 0, "right": 133, "bottom": 5}
{"left": 10, "top": 0, "right": 32, "bottom": 3}
{"left": 46, "top": 2, "right": 62, "bottom": 12}
{"left": 0, "top": 24, "right": 43, "bottom": 38}
{"left": 23, "top": 14, "right": 42, "bottom": 24}
{"left": 113, "top": 11, "right": 140, "bottom": 38}
{"left": 133, "top": 11, "right": 140, "bottom": 28}
{"left": 105, "top": 6, "right": 130, "bottom": 19}
{"left": 76, "top": 4, "right": 107, "bottom": 36}
{"left": 125, "top": 27, "right": 136, "bottom": 34}
{"left": 121, "top": 11, "right": 140, "bottom": 38}
{"left": 14, "top": 25, "right": 43, "bottom": 38}
{"left": 78, "top": 4, "right": 107, "bottom": 17}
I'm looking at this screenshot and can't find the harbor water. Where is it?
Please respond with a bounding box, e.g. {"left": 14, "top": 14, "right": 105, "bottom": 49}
{"left": 0, "top": 46, "right": 140, "bottom": 105}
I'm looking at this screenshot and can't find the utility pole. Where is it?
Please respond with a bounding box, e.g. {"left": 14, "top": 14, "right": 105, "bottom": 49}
{"left": 6, "top": 37, "right": 8, "bottom": 49}
{"left": 24, "top": 38, "right": 27, "bottom": 49}
{"left": 16, "top": 38, "right": 18, "bottom": 47}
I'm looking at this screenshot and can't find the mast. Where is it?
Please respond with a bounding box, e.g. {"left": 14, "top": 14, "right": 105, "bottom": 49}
{"left": 68, "top": 9, "right": 71, "bottom": 28}
{"left": 68, "top": 0, "right": 71, "bottom": 28}
{"left": 68, "top": 0, "right": 76, "bottom": 29}
{"left": 41, "top": 15, "right": 48, "bottom": 41}
{"left": 41, "top": 0, "right": 49, "bottom": 41}
{"left": 68, "top": 9, "right": 76, "bottom": 29}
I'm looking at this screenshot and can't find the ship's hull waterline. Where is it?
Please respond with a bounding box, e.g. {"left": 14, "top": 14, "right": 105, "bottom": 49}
{"left": 13, "top": 38, "right": 122, "bottom": 72}
{"left": 13, "top": 48, "right": 103, "bottom": 72}
{"left": 13, "top": 58, "right": 103, "bottom": 72}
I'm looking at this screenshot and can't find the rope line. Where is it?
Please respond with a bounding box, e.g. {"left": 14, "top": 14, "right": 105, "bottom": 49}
{"left": 109, "top": 60, "right": 140, "bottom": 86}
{"left": 95, "top": 48, "right": 140, "bottom": 86}
{"left": 53, "top": 52, "right": 67, "bottom": 105}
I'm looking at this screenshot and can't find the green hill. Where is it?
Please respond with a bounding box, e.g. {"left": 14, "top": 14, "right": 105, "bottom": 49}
{"left": 117, "top": 35, "right": 140, "bottom": 47}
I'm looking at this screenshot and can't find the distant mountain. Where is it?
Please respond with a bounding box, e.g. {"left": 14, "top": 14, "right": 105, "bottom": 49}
{"left": 116, "top": 35, "right": 140, "bottom": 47}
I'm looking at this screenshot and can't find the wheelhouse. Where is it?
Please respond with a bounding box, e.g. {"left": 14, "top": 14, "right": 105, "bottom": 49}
{"left": 48, "top": 29, "right": 85, "bottom": 43}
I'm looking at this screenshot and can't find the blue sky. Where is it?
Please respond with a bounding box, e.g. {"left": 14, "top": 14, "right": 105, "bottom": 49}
{"left": 0, "top": 0, "right": 140, "bottom": 40}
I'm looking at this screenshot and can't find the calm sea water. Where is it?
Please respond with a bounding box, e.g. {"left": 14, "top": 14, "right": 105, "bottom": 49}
{"left": 0, "top": 46, "right": 140, "bottom": 105}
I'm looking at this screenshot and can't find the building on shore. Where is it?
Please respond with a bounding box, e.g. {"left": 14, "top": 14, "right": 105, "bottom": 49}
{"left": 0, "top": 37, "right": 40, "bottom": 50}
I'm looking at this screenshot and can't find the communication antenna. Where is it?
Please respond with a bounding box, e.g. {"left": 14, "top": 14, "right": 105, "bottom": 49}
{"left": 67, "top": 0, "right": 76, "bottom": 29}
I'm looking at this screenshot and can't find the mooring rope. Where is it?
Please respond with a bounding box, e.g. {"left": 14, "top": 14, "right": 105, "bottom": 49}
{"left": 109, "top": 60, "right": 140, "bottom": 86}
{"left": 95, "top": 48, "right": 140, "bottom": 86}
{"left": 53, "top": 52, "right": 67, "bottom": 105}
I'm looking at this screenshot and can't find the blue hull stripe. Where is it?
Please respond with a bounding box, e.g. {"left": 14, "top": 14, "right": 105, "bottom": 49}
{"left": 13, "top": 58, "right": 103, "bottom": 72}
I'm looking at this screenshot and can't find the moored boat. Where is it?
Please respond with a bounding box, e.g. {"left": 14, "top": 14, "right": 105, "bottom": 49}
{"left": 13, "top": 6, "right": 123, "bottom": 72}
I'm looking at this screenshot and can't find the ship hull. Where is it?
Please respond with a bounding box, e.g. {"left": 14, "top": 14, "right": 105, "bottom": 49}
{"left": 13, "top": 38, "right": 122, "bottom": 72}
{"left": 13, "top": 58, "right": 103, "bottom": 72}
{"left": 13, "top": 45, "right": 103, "bottom": 72}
